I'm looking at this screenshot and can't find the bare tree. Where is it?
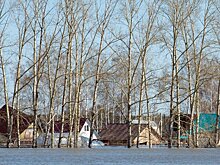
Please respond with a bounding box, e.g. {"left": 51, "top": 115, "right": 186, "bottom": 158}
{"left": 0, "top": 0, "right": 11, "bottom": 148}
{"left": 11, "top": 0, "right": 33, "bottom": 147}
{"left": 88, "top": 0, "right": 118, "bottom": 148}
{"left": 0, "top": 35, "right": 10, "bottom": 148}
{"left": 136, "top": 0, "right": 162, "bottom": 148}
{"left": 29, "top": 0, "right": 60, "bottom": 148}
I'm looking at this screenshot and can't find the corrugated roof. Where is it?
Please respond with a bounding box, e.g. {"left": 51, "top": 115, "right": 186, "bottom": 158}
{"left": 197, "top": 113, "right": 220, "bottom": 132}
{"left": 99, "top": 123, "right": 161, "bottom": 142}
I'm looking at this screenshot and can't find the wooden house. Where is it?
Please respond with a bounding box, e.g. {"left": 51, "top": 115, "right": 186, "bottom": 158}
{"left": 0, "top": 105, "right": 33, "bottom": 146}
{"left": 37, "top": 118, "right": 99, "bottom": 147}
{"left": 99, "top": 123, "right": 162, "bottom": 146}
{"left": 0, "top": 105, "right": 100, "bottom": 147}
{"left": 193, "top": 113, "right": 220, "bottom": 147}
{"left": 164, "top": 113, "right": 220, "bottom": 147}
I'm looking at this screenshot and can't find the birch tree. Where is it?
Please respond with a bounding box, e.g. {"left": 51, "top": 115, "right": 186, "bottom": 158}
{"left": 0, "top": 0, "right": 11, "bottom": 148}
{"left": 118, "top": 0, "right": 139, "bottom": 148}
{"left": 29, "top": 0, "right": 60, "bottom": 148}
{"left": 0, "top": 44, "right": 11, "bottom": 147}
{"left": 188, "top": 0, "right": 215, "bottom": 147}
{"left": 0, "top": 30, "right": 10, "bottom": 148}
{"left": 215, "top": 77, "right": 220, "bottom": 145}
{"left": 88, "top": 0, "right": 118, "bottom": 148}
{"left": 213, "top": 1, "right": 220, "bottom": 146}
{"left": 11, "top": 0, "right": 33, "bottom": 147}
{"left": 62, "top": 0, "right": 77, "bottom": 148}
{"left": 45, "top": 4, "right": 64, "bottom": 149}
{"left": 136, "top": 0, "right": 162, "bottom": 148}
{"left": 161, "top": 0, "right": 200, "bottom": 148}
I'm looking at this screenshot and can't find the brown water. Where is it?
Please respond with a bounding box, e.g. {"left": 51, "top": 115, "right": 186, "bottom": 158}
{"left": 0, "top": 147, "right": 219, "bottom": 165}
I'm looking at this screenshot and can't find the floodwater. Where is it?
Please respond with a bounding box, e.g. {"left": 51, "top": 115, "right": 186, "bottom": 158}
{"left": 0, "top": 147, "right": 220, "bottom": 165}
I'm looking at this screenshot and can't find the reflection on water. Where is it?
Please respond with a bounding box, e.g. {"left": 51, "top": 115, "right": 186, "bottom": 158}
{"left": 0, "top": 147, "right": 220, "bottom": 165}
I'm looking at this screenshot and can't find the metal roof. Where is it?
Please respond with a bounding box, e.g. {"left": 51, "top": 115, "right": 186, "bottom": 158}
{"left": 196, "top": 113, "right": 220, "bottom": 132}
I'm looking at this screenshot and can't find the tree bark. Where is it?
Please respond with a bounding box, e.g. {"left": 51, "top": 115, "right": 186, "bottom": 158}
{"left": 215, "top": 79, "right": 220, "bottom": 146}
{"left": 0, "top": 45, "right": 11, "bottom": 148}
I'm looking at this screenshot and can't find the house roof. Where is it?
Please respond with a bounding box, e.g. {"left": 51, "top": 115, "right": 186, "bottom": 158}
{"left": 54, "top": 118, "right": 87, "bottom": 133}
{"left": 99, "top": 123, "right": 161, "bottom": 142}
{"left": 196, "top": 113, "right": 220, "bottom": 132}
{"left": 0, "top": 105, "right": 33, "bottom": 140}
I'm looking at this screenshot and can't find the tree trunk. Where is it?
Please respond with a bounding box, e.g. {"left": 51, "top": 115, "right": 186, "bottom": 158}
{"left": 215, "top": 79, "right": 220, "bottom": 146}
{"left": 136, "top": 61, "right": 144, "bottom": 148}
{"left": 0, "top": 46, "right": 11, "bottom": 148}
{"left": 32, "top": 21, "right": 38, "bottom": 148}
{"left": 88, "top": 1, "right": 115, "bottom": 147}
{"left": 67, "top": 43, "right": 73, "bottom": 148}
{"left": 58, "top": 57, "right": 68, "bottom": 148}
{"left": 58, "top": 25, "right": 68, "bottom": 148}
{"left": 175, "top": 50, "right": 181, "bottom": 148}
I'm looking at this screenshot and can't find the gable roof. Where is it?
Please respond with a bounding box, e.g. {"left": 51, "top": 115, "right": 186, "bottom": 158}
{"left": 0, "top": 105, "right": 33, "bottom": 140}
{"left": 99, "top": 123, "right": 161, "bottom": 142}
{"left": 54, "top": 118, "right": 87, "bottom": 133}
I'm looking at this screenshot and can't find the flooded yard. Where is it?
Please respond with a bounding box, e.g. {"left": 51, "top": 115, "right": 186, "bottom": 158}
{"left": 0, "top": 147, "right": 220, "bottom": 165}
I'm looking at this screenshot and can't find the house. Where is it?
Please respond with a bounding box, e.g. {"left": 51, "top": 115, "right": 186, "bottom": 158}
{"left": 0, "top": 104, "right": 100, "bottom": 147}
{"left": 37, "top": 118, "right": 99, "bottom": 147}
{"left": 196, "top": 113, "right": 220, "bottom": 132}
{"left": 170, "top": 113, "right": 220, "bottom": 147}
{"left": 0, "top": 105, "right": 33, "bottom": 146}
{"left": 19, "top": 122, "right": 45, "bottom": 146}
{"left": 132, "top": 120, "right": 161, "bottom": 135}
{"left": 99, "top": 123, "right": 162, "bottom": 146}
{"left": 193, "top": 113, "right": 220, "bottom": 147}
{"left": 172, "top": 114, "right": 192, "bottom": 141}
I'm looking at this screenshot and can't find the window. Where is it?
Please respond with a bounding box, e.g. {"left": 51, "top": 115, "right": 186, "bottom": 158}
{"left": 84, "top": 125, "right": 89, "bottom": 131}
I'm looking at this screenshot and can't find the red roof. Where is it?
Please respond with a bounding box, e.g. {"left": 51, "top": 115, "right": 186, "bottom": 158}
{"left": 0, "top": 105, "right": 33, "bottom": 141}
{"left": 99, "top": 123, "right": 162, "bottom": 143}
{"left": 99, "top": 123, "right": 144, "bottom": 141}
{"left": 54, "top": 118, "right": 87, "bottom": 133}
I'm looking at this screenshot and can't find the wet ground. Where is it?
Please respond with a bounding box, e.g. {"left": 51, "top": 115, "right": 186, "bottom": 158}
{"left": 0, "top": 147, "right": 219, "bottom": 165}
